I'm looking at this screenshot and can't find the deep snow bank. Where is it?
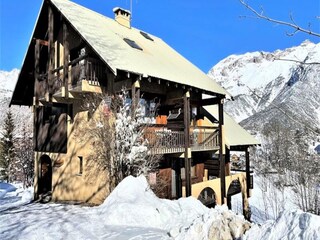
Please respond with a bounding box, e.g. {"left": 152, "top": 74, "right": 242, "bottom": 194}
{"left": 245, "top": 209, "right": 320, "bottom": 240}
{"left": 0, "top": 182, "right": 17, "bottom": 198}
{"left": 0, "top": 182, "right": 33, "bottom": 211}
{"left": 99, "top": 175, "right": 250, "bottom": 240}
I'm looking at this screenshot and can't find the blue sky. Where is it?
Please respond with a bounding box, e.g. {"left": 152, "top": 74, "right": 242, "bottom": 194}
{"left": 0, "top": 0, "right": 319, "bottom": 72}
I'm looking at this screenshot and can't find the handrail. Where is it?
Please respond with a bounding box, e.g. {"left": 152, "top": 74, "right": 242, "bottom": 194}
{"left": 144, "top": 127, "right": 219, "bottom": 154}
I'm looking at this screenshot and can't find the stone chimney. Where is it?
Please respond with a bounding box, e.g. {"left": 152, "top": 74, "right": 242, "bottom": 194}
{"left": 113, "top": 7, "right": 131, "bottom": 28}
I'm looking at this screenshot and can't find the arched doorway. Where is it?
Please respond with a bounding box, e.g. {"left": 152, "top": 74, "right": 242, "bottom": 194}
{"left": 227, "top": 179, "right": 242, "bottom": 209}
{"left": 38, "top": 155, "right": 52, "bottom": 196}
{"left": 197, "top": 187, "right": 216, "bottom": 208}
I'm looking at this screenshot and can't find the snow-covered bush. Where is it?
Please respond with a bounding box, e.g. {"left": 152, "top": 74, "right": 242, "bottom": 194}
{"left": 82, "top": 91, "right": 159, "bottom": 193}
{"left": 115, "top": 91, "right": 159, "bottom": 179}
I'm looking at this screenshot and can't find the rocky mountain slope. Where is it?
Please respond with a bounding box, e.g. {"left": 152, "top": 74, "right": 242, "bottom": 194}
{"left": 208, "top": 40, "right": 320, "bottom": 135}
{"left": 0, "top": 69, "right": 32, "bottom": 135}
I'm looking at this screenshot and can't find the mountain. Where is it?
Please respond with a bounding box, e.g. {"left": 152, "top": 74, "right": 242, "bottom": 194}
{"left": 0, "top": 69, "right": 19, "bottom": 98}
{"left": 0, "top": 69, "right": 32, "bottom": 135}
{"left": 208, "top": 40, "right": 320, "bottom": 135}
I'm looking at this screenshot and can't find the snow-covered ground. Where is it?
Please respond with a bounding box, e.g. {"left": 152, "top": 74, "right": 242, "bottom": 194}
{"left": 0, "top": 182, "right": 33, "bottom": 212}
{"left": 0, "top": 176, "right": 249, "bottom": 240}
{"left": 232, "top": 173, "right": 320, "bottom": 239}
{"left": 1, "top": 176, "right": 320, "bottom": 240}
{"left": 232, "top": 173, "right": 298, "bottom": 224}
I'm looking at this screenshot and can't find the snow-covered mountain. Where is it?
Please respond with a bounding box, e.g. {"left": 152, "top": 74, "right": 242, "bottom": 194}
{"left": 0, "top": 69, "right": 20, "bottom": 97}
{"left": 0, "top": 69, "right": 32, "bottom": 135}
{"left": 208, "top": 40, "right": 320, "bottom": 134}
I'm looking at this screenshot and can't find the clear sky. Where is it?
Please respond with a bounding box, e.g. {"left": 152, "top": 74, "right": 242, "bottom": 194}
{"left": 0, "top": 0, "right": 319, "bottom": 73}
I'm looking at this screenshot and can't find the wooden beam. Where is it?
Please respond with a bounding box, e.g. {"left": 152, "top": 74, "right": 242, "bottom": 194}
{"left": 174, "top": 159, "right": 182, "bottom": 199}
{"left": 140, "top": 81, "right": 166, "bottom": 95}
{"left": 131, "top": 80, "right": 140, "bottom": 115}
{"left": 191, "top": 97, "right": 221, "bottom": 107}
{"left": 48, "top": 6, "right": 55, "bottom": 101}
{"left": 33, "top": 38, "right": 49, "bottom": 46}
{"left": 63, "top": 22, "right": 69, "bottom": 98}
{"left": 52, "top": 54, "right": 89, "bottom": 74}
{"left": 225, "top": 147, "right": 230, "bottom": 176}
{"left": 184, "top": 91, "right": 191, "bottom": 197}
{"left": 201, "top": 106, "right": 218, "bottom": 123}
{"left": 132, "top": 81, "right": 136, "bottom": 114}
{"left": 218, "top": 99, "right": 226, "bottom": 204}
{"left": 34, "top": 39, "right": 40, "bottom": 105}
{"left": 245, "top": 147, "right": 250, "bottom": 197}
{"left": 33, "top": 40, "right": 40, "bottom": 169}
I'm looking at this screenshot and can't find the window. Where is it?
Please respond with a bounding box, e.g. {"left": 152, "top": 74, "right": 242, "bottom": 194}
{"left": 123, "top": 38, "right": 143, "bottom": 50}
{"left": 78, "top": 156, "right": 83, "bottom": 175}
{"left": 140, "top": 31, "right": 154, "bottom": 41}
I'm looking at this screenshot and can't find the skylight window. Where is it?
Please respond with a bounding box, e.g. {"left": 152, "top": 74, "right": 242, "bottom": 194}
{"left": 123, "top": 38, "right": 143, "bottom": 51}
{"left": 140, "top": 31, "right": 154, "bottom": 41}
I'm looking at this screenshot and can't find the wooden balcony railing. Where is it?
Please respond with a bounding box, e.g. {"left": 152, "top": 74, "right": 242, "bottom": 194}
{"left": 144, "top": 126, "right": 219, "bottom": 155}
{"left": 51, "top": 56, "right": 106, "bottom": 97}
{"left": 69, "top": 57, "right": 105, "bottom": 91}
{"left": 190, "top": 129, "right": 219, "bottom": 152}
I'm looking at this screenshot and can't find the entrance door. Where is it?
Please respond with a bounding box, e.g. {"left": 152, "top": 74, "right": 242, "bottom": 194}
{"left": 39, "top": 155, "right": 52, "bottom": 195}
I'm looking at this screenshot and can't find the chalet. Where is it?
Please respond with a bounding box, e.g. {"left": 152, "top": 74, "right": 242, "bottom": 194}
{"left": 10, "top": 0, "right": 258, "bottom": 218}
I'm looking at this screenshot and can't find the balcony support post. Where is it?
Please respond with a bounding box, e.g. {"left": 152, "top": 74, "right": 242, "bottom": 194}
{"left": 226, "top": 147, "right": 231, "bottom": 209}
{"left": 218, "top": 98, "right": 226, "bottom": 204}
{"left": 173, "top": 159, "right": 182, "bottom": 198}
{"left": 131, "top": 79, "right": 140, "bottom": 115}
{"left": 48, "top": 5, "right": 55, "bottom": 102}
{"left": 243, "top": 147, "right": 251, "bottom": 221}
{"left": 63, "top": 22, "right": 69, "bottom": 98}
{"left": 245, "top": 147, "right": 250, "bottom": 197}
{"left": 184, "top": 91, "right": 191, "bottom": 197}
{"left": 225, "top": 147, "right": 230, "bottom": 176}
{"left": 34, "top": 39, "right": 40, "bottom": 106}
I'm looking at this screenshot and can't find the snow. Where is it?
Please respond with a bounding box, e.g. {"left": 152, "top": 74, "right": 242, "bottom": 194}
{"left": 1, "top": 176, "right": 249, "bottom": 240}
{"left": 99, "top": 176, "right": 250, "bottom": 239}
{"left": 0, "top": 69, "right": 32, "bottom": 135}
{"left": 244, "top": 210, "right": 320, "bottom": 240}
{"left": 231, "top": 173, "right": 320, "bottom": 239}
{"left": 316, "top": 107, "right": 320, "bottom": 128}
{"left": 232, "top": 173, "right": 299, "bottom": 224}
{"left": 208, "top": 41, "right": 320, "bottom": 123}
{"left": 0, "top": 69, "right": 19, "bottom": 97}
{"left": 1, "top": 176, "right": 320, "bottom": 239}
{"left": 0, "top": 182, "right": 33, "bottom": 211}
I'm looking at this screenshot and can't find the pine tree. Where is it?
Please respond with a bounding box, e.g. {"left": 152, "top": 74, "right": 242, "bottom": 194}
{"left": 0, "top": 110, "right": 15, "bottom": 182}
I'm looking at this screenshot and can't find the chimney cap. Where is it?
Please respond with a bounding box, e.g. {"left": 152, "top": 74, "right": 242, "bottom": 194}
{"left": 113, "top": 7, "right": 131, "bottom": 15}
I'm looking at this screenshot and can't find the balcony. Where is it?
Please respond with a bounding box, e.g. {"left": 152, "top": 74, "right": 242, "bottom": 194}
{"left": 69, "top": 57, "right": 105, "bottom": 94}
{"left": 51, "top": 57, "right": 106, "bottom": 99}
{"left": 144, "top": 126, "right": 219, "bottom": 155}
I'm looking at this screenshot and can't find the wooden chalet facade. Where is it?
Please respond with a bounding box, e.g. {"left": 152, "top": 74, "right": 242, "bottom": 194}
{"left": 10, "top": 0, "right": 258, "bottom": 218}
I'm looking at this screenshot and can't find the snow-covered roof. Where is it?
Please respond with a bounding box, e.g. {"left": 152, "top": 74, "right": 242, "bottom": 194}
{"left": 50, "top": 0, "right": 229, "bottom": 96}
{"left": 204, "top": 105, "right": 260, "bottom": 147}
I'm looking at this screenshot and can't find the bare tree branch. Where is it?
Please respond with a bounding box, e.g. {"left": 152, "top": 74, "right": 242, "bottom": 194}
{"left": 239, "top": 0, "right": 320, "bottom": 38}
